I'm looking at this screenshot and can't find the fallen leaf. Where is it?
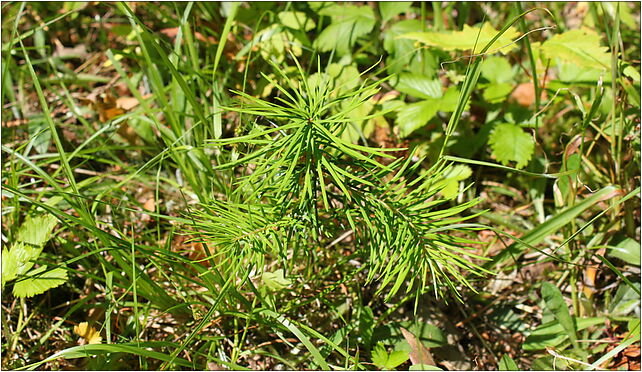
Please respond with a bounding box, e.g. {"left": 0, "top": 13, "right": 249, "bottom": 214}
{"left": 510, "top": 82, "right": 548, "bottom": 107}
{"left": 401, "top": 326, "right": 436, "bottom": 366}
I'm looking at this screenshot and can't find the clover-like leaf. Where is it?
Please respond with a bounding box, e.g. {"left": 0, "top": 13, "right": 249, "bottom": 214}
{"left": 372, "top": 342, "right": 409, "bottom": 369}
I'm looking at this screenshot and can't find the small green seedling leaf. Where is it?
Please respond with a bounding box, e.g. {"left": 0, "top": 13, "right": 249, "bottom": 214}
{"left": 541, "top": 282, "right": 578, "bottom": 348}
{"left": 13, "top": 265, "right": 68, "bottom": 298}
{"left": 261, "top": 269, "right": 292, "bottom": 291}
{"left": 372, "top": 342, "right": 409, "bottom": 369}
{"left": 498, "top": 354, "right": 518, "bottom": 370}
{"left": 488, "top": 123, "right": 534, "bottom": 169}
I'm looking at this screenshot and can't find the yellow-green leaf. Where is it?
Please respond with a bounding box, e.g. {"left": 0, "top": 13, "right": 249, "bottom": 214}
{"left": 539, "top": 28, "right": 611, "bottom": 71}
{"left": 261, "top": 269, "right": 292, "bottom": 291}
{"left": 398, "top": 22, "right": 520, "bottom": 54}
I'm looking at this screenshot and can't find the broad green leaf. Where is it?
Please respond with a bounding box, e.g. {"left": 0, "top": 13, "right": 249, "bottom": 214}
{"left": 609, "top": 282, "right": 641, "bottom": 316}
{"left": 628, "top": 318, "right": 640, "bottom": 334}
{"left": 522, "top": 317, "right": 605, "bottom": 351}
{"left": 488, "top": 123, "right": 534, "bottom": 169}
{"left": 398, "top": 22, "right": 520, "bottom": 54}
{"left": 607, "top": 237, "right": 641, "bottom": 266}
{"left": 437, "top": 86, "right": 463, "bottom": 112}
{"left": 2, "top": 247, "right": 19, "bottom": 286}
{"left": 438, "top": 164, "right": 472, "bottom": 199}
{"left": 556, "top": 59, "right": 606, "bottom": 82}
{"left": 483, "top": 83, "right": 513, "bottom": 104}
{"left": 383, "top": 19, "right": 431, "bottom": 75}
{"left": 278, "top": 11, "right": 315, "bottom": 31}
{"left": 396, "top": 100, "right": 439, "bottom": 137}
{"left": 372, "top": 342, "right": 409, "bottom": 369}
{"left": 330, "top": 63, "right": 361, "bottom": 94}
{"left": 17, "top": 213, "right": 58, "bottom": 247}
{"left": 372, "top": 321, "right": 447, "bottom": 352}
{"left": 2, "top": 241, "right": 43, "bottom": 285}
{"left": 359, "top": 306, "right": 375, "bottom": 348}
{"left": 395, "top": 87, "right": 462, "bottom": 138}
{"left": 315, "top": 4, "right": 375, "bottom": 55}
{"left": 255, "top": 25, "right": 302, "bottom": 63}
{"left": 539, "top": 28, "right": 611, "bottom": 71}
{"left": 396, "top": 73, "right": 442, "bottom": 99}
{"left": 379, "top": 2, "right": 413, "bottom": 24}
{"left": 13, "top": 265, "right": 68, "bottom": 298}
{"left": 498, "top": 354, "right": 518, "bottom": 370}
{"left": 541, "top": 282, "right": 577, "bottom": 347}
{"left": 261, "top": 269, "right": 292, "bottom": 291}
{"left": 481, "top": 56, "right": 515, "bottom": 84}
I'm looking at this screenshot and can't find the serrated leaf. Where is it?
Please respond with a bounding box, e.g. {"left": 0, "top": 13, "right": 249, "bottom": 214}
{"left": 314, "top": 4, "right": 375, "bottom": 55}
{"left": 13, "top": 265, "right": 67, "bottom": 298}
{"left": 261, "top": 269, "right": 292, "bottom": 291}
{"left": 17, "top": 213, "right": 58, "bottom": 247}
{"left": 488, "top": 123, "right": 534, "bottom": 169}
{"left": 2, "top": 242, "right": 43, "bottom": 286}
{"left": 539, "top": 28, "right": 611, "bottom": 71}
{"left": 2, "top": 247, "right": 19, "bottom": 286}
{"left": 278, "top": 11, "right": 315, "bottom": 31}
{"left": 398, "top": 22, "right": 520, "bottom": 54}
{"left": 541, "top": 282, "right": 577, "bottom": 347}
{"left": 379, "top": 2, "right": 413, "bottom": 23}
{"left": 372, "top": 342, "right": 409, "bottom": 369}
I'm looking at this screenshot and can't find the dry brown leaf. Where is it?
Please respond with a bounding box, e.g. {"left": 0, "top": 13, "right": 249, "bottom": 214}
{"left": 116, "top": 96, "right": 141, "bottom": 111}
{"left": 510, "top": 82, "right": 548, "bottom": 107}
{"left": 400, "top": 327, "right": 436, "bottom": 367}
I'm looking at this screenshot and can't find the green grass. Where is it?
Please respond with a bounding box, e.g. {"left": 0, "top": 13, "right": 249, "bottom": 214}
{"left": 2, "top": 2, "right": 640, "bottom": 370}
